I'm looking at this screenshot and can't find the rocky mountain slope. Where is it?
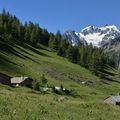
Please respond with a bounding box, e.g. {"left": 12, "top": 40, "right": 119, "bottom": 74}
{"left": 64, "top": 25, "right": 120, "bottom": 47}
{"left": 63, "top": 30, "right": 87, "bottom": 46}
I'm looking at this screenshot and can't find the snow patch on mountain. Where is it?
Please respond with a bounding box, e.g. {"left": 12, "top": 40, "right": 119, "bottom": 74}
{"left": 80, "top": 32, "right": 107, "bottom": 47}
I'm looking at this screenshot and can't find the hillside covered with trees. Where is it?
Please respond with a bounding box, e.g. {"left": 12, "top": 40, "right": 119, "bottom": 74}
{"left": 0, "top": 10, "right": 115, "bottom": 78}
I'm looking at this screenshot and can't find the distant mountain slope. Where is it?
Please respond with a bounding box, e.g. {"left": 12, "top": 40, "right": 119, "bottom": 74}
{"left": 63, "top": 25, "right": 120, "bottom": 69}
{"left": 64, "top": 25, "right": 120, "bottom": 47}
{"left": 102, "top": 38, "right": 120, "bottom": 68}
{"left": 63, "top": 30, "right": 87, "bottom": 46}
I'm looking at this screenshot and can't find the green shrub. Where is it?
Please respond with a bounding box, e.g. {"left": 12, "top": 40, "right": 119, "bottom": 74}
{"left": 32, "top": 75, "right": 48, "bottom": 91}
{"left": 41, "top": 74, "right": 48, "bottom": 85}
{"left": 32, "top": 80, "right": 41, "bottom": 91}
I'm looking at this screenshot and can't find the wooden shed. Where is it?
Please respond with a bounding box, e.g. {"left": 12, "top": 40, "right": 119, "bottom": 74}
{"left": 20, "top": 77, "right": 33, "bottom": 88}
{"left": 0, "top": 73, "right": 33, "bottom": 88}
{"left": 104, "top": 96, "right": 120, "bottom": 105}
{"left": 11, "top": 76, "right": 33, "bottom": 88}
{"left": 0, "top": 73, "right": 11, "bottom": 85}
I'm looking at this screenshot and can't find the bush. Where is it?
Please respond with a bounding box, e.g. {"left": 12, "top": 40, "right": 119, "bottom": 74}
{"left": 32, "top": 75, "right": 48, "bottom": 91}
{"left": 32, "top": 80, "right": 41, "bottom": 91}
{"left": 41, "top": 74, "right": 48, "bottom": 85}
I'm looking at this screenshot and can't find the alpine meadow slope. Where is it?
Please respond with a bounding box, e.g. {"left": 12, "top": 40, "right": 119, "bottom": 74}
{"left": 0, "top": 41, "right": 120, "bottom": 120}
{"left": 0, "top": 10, "right": 120, "bottom": 120}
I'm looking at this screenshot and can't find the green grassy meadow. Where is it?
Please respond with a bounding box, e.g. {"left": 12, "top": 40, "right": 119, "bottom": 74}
{"left": 0, "top": 42, "right": 120, "bottom": 120}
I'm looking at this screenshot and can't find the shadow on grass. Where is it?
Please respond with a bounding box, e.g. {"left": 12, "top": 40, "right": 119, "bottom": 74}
{"left": 105, "top": 78, "right": 120, "bottom": 83}
{"left": 101, "top": 69, "right": 117, "bottom": 76}
{"left": 0, "top": 42, "right": 49, "bottom": 64}
{"left": 99, "top": 69, "right": 120, "bottom": 84}
{"left": 0, "top": 53, "right": 22, "bottom": 74}
{"left": 15, "top": 45, "right": 36, "bottom": 57}
{"left": 36, "top": 44, "right": 51, "bottom": 52}
{"left": 22, "top": 43, "right": 50, "bottom": 57}
{"left": 0, "top": 54, "right": 17, "bottom": 65}
{"left": 0, "top": 52, "right": 33, "bottom": 76}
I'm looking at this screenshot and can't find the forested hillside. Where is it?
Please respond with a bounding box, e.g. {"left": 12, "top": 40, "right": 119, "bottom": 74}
{"left": 0, "top": 10, "right": 115, "bottom": 78}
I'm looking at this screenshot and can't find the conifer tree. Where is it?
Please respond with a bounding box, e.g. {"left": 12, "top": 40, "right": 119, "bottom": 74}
{"left": 66, "top": 45, "right": 78, "bottom": 63}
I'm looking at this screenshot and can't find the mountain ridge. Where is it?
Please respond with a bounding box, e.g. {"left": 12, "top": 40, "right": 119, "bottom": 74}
{"left": 63, "top": 25, "right": 120, "bottom": 47}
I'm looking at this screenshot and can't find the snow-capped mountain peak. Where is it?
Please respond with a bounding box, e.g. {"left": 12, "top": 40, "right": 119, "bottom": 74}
{"left": 81, "top": 26, "right": 97, "bottom": 32}
{"left": 63, "top": 25, "right": 120, "bottom": 47}
{"left": 80, "top": 25, "right": 120, "bottom": 47}
{"left": 100, "top": 25, "right": 120, "bottom": 32}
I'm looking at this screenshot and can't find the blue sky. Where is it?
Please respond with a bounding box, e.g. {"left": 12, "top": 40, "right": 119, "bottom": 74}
{"left": 0, "top": 0, "right": 120, "bottom": 33}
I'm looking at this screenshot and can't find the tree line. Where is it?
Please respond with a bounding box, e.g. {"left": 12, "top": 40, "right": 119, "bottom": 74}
{"left": 0, "top": 10, "right": 115, "bottom": 77}
{"left": 0, "top": 9, "right": 49, "bottom": 46}
{"left": 48, "top": 32, "right": 115, "bottom": 76}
